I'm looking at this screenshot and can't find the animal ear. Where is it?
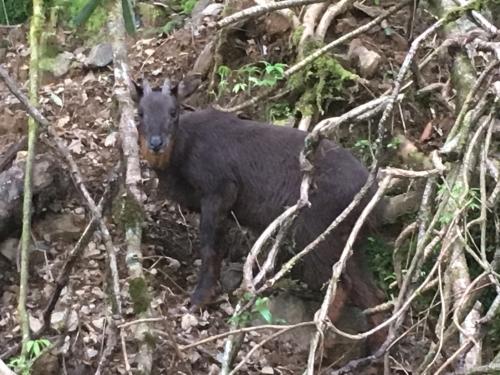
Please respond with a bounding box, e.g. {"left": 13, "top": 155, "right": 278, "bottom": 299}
{"left": 130, "top": 79, "right": 143, "bottom": 102}
{"left": 172, "top": 74, "right": 201, "bottom": 102}
{"left": 131, "top": 78, "right": 153, "bottom": 102}
{"left": 143, "top": 78, "right": 153, "bottom": 96}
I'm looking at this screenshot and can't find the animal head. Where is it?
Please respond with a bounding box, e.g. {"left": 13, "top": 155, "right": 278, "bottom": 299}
{"left": 133, "top": 75, "right": 200, "bottom": 169}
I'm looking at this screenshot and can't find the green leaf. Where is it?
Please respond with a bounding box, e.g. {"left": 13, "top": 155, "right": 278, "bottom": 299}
{"left": 121, "top": 0, "right": 136, "bottom": 35}
{"left": 232, "top": 82, "right": 247, "bottom": 93}
{"left": 32, "top": 342, "right": 42, "bottom": 357}
{"left": 217, "top": 65, "right": 231, "bottom": 79}
{"left": 254, "top": 297, "right": 273, "bottom": 323}
{"left": 240, "top": 65, "right": 260, "bottom": 75}
{"left": 258, "top": 308, "right": 272, "bottom": 323}
{"left": 181, "top": 0, "right": 197, "bottom": 14}
{"left": 248, "top": 76, "right": 263, "bottom": 87}
{"left": 74, "top": 0, "right": 100, "bottom": 27}
{"left": 26, "top": 340, "right": 34, "bottom": 354}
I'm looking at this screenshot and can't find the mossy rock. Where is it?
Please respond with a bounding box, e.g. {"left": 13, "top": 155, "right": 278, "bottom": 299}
{"left": 137, "top": 2, "right": 168, "bottom": 28}
{"left": 288, "top": 41, "right": 358, "bottom": 116}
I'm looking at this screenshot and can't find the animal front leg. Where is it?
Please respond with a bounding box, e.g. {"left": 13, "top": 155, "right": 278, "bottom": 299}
{"left": 191, "top": 184, "right": 237, "bottom": 307}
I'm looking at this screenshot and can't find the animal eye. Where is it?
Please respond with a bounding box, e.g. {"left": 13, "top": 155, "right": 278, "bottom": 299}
{"left": 170, "top": 110, "right": 177, "bottom": 117}
{"left": 138, "top": 109, "right": 144, "bottom": 118}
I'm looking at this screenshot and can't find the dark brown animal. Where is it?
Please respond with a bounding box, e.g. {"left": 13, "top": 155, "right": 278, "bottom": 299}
{"left": 134, "top": 77, "right": 387, "bottom": 350}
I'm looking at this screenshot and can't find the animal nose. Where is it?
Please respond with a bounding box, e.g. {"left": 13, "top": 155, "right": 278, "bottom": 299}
{"left": 149, "top": 136, "right": 163, "bottom": 151}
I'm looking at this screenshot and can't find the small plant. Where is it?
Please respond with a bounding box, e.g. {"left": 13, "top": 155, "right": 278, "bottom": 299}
{"left": 161, "top": 17, "right": 183, "bottom": 34}
{"left": 8, "top": 338, "right": 51, "bottom": 375}
{"left": 215, "top": 61, "right": 287, "bottom": 99}
{"left": 354, "top": 139, "right": 372, "bottom": 152}
{"left": 353, "top": 138, "right": 375, "bottom": 164}
{"left": 437, "top": 182, "right": 479, "bottom": 225}
{"left": 267, "top": 102, "right": 293, "bottom": 125}
{"left": 228, "top": 294, "right": 275, "bottom": 325}
{"left": 180, "top": 0, "right": 197, "bottom": 14}
{"left": 217, "top": 64, "right": 231, "bottom": 98}
{"left": 365, "top": 236, "right": 395, "bottom": 293}
{"left": 8, "top": 356, "right": 30, "bottom": 375}
{"left": 246, "top": 62, "right": 286, "bottom": 88}
{"left": 386, "top": 137, "right": 402, "bottom": 150}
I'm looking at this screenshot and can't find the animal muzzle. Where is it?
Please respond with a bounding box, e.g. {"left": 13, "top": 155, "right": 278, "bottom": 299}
{"left": 149, "top": 135, "right": 164, "bottom": 152}
{"left": 139, "top": 134, "right": 174, "bottom": 170}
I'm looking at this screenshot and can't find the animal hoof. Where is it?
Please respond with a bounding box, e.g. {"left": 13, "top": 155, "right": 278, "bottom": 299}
{"left": 190, "top": 285, "right": 216, "bottom": 309}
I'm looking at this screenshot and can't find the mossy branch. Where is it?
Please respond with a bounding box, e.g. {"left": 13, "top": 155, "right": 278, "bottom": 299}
{"left": 18, "top": 0, "right": 44, "bottom": 359}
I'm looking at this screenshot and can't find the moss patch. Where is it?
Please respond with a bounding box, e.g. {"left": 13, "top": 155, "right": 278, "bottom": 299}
{"left": 112, "top": 191, "right": 144, "bottom": 229}
{"left": 129, "top": 277, "right": 151, "bottom": 314}
{"left": 288, "top": 40, "right": 358, "bottom": 116}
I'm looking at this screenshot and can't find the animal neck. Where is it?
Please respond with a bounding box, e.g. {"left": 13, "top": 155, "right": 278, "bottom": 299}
{"left": 168, "top": 122, "right": 189, "bottom": 169}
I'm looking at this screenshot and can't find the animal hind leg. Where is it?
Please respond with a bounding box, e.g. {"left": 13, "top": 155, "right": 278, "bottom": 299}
{"left": 346, "top": 260, "right": 388, "bottom": 353}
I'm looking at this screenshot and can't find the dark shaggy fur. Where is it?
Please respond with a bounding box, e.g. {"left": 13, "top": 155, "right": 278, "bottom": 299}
{"left": 135, "top": 78, "right": 387, "bottom": 351}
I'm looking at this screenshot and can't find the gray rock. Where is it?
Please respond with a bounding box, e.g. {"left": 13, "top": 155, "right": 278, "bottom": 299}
{"left": 191, "top": 0, "right": 214, "bottom": 26}
{"left": 251, "top": 291, "right": 370, "bottom": 362}
{"left": 347, "top": 39, "right": 381, "bottom": 78}
{"left": 0, "top": 238, "right": 18, "bottom": 263}
{"left": 252, "top": 292, "right": 318, "bottom": 351}
{"left": 137, "top": 2, "right": 167, "bottom": 28}
{"left": 35, "top": 213, "right": 83, "bottom": 242}
{"left": 85, "top": 43, "right": 113, "bottom": 68}
{"left": 221, "top": 262, "right": 243, "bottom": 292}
{"left": 52, "top": 52, "right": 74, "bottom": 77}
{"left": 201, "top": 3, "right": 224, "bottom": 17}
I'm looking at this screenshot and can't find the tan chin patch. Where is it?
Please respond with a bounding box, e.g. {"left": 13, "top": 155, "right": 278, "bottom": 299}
{"left": 139, "top": 137, "right": 174, "bottom": 170}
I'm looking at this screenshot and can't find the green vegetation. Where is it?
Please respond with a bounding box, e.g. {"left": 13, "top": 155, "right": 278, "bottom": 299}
{"left": 0, "top": 0, "right": 31, "bottom": 24}
{"left": 180, "top": 0, "right": 197, "bottom": 14}
{"left": 437, "top": 182, "right": 480, "bottom": 226}
{"left": 215, "top": 61, "right": 287, "bottom": 99}
{"left": 159, "top": 0, "right": 198, "bottom": 34}
{"left": 288, "top": 41, "right": 357, "bottom": 117}
{"left": 267, "top": 102, "right": 293, "bottom": 125}
{"left": 129, "top": 277, "right": 151, "bottom": 314}
{"left": 70, "top": 0, "right": 135, "bottom": 34}
{"left": 365, "top": 236, "right": 396, "bottom": 294}
{"left": 229, "top": 294, "right": 278, "bottom": 325}
{"left": 8, "top": 338, "right": 51, "bottom": 375}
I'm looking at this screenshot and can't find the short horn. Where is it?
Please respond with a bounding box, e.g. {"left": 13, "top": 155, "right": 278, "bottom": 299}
{"left": 143, "top": 78, "right": 152, "bottom": 95}
{"left": 162, "top": 79, "right": 171, "bottom": 95}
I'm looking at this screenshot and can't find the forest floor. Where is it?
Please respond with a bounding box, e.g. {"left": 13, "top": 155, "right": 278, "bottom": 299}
{"left": 0, "top": 1, "right": 462, "bottom": 374}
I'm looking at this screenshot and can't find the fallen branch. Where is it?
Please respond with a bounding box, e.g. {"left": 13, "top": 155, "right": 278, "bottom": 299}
{"left": 33, "top": 163, "right": 120, "bottom": 339}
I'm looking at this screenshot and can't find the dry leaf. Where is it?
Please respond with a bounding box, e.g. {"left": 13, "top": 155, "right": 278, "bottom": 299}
{"left": 104, "top": 132, "right": 118, "bottom": 147}
{"left": 419, "top": 120, "right": 434, "bottom": 142}
{"left": 56, "top": 115, "right": 71, "bottom": 128}
{"left": 181, "top": 313, "right": 198, "bottom": 331}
